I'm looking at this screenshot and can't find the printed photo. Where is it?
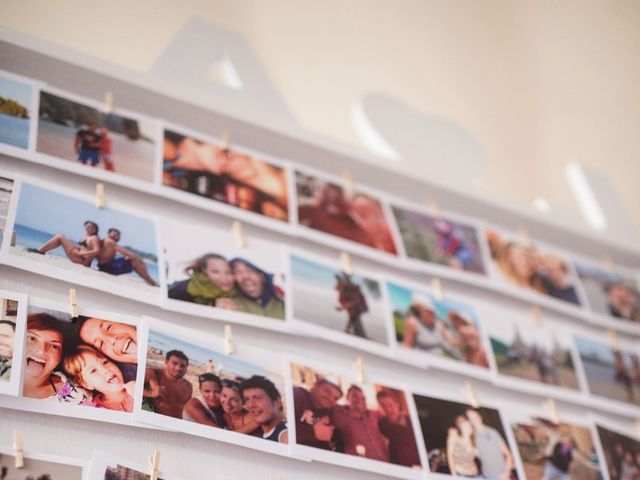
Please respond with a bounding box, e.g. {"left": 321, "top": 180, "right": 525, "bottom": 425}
{"left": 135, "top": 319, "right": 288, "bottom": 454}
{"left": 37, "top": 90, "right": 156, "bottom": 182}
{"left": 596, "top": 424, "right": 640, "bottom": 480}
{"left": 162, "top": 219, "right": 286, "bottom": 322}
{"left": 0, "top": 290, "right": 27, "bottom": 395}
{"left": 290, "top": 361, "right": 422, "bottom": 473}
{"left": 574, "top": 334, "right": 640, "bottom": 407}
{"left": 295, "top": 170, "right": 398, "bottom": 254}
{"left": 0, "top": 72, "right": 33, "bottom": 150}
{"left": 485, "top": 309, "right": 581, "bottom": 391}
{"left": 0, "top": 176, "right": 14, "bottom": 244}
{"left": 387, "top": 280, "right": 490, "bottom": 369}
{"left": 413, "top": 393, "right": 519, "bottom": 479}
{"left": 163, "top": 127, "right": 290, "bottom": 222}
{"left": 511, "top": 416, "right": 602, "bottom": 480}
{"left": 87, "top": 451, "right": 188, "bottom": 480}
{"left": 3, "top": 181, "right": 161, "bottom": 304}
{"left": 21, "top": 304, "right": 138, "bottom": 412}
{"left": 392, "top": 205, "right": 486, "bottom": 274}
{"left": 485, "top": 228, "right": 581, "bottom": 306}
{"left": 290, "top": 253, "right": 390, "bottom": 348}
{"left": 0, "top": 449, "right": 83, "bottom": 480}
{"left": 575, "top": 260, "right": 640, "bottom": 324}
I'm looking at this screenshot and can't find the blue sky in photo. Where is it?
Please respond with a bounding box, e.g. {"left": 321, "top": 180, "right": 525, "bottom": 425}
{"left": 291, "top": 254, "right": 373, "bottom": 289}
{"left": 574, "top": 335, "right": 615, "bottom": 363}
{"left": 15, "top": 183, "right": 157, "bottom": 255}
{"left": 0, "top": 75, "right": 32, "bottom": 110}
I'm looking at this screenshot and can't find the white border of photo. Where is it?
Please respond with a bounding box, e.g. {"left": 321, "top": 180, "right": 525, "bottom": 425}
{"left": 132, "top": 316, "right": 291, "bottom": 458}
{"left": 283, "top": 353, "right": 428, "bottom": 480}
{"left": 0, "top": 175, "right": 164, "bottom": 306}
{"left": 0, "top": 296, "right": 144, "bottom": 427}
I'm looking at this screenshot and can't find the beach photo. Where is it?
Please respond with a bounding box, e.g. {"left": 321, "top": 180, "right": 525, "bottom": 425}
{"left": 289, "top": 252, "right": 390, "bottom": 349}
{"left": 386, "top": 280, "right": 490, "bottom": 370}
{"left": 162, "top": 126, "right": 290, "bottom": 222}
{"left": 0, "top": 290, "right": 27, "bottom": 395}
{"left": 574, "top": 259, "right": 640, "bottom": 324}
{"left": 0, "top": 71, "right": 34, "bottom": 150}
{"left": 18, "top": 303, "right": 139, "bottom": 414}
{"left": 510, "top": 415, "right": 602, "bottom": 480}
{"left": 0, "top": 449, "right": 84, "bottom": 480}
{"left": 596, "top": 423, "right": 640, "bottom": 480}
{"left": 134, "top": 318, "right": 289, "bottom": 455}
{"left": 2, "top": 180, "right": 161, "bottom": 305}
{"left": 295, "top": 169, "right": 398, "bottom": 255}
{"left": 485, "top": 309, "right": 581, "bottom": 391}
{"left": 162, "top": 219, "right": 286, "bottom": 324}
{"left": 391, "top": 205, "right": 486, "bottom": 274}
{"left": 574, "top": 334, "right": 640, "bottom": 407}
{"left": 485, "top": 227, "right": 582, "bottom": 306}
{"left": 0, "top": 176, "right": 15, "bottom": 245}
{"left": 413, "top": 393, "right": 520, "bottom": 479}
{"left": 36, "top": 89, "right": 157, "bottom": 182}
{"left": 289, "top": 360, "right": 423, "bottom": 478}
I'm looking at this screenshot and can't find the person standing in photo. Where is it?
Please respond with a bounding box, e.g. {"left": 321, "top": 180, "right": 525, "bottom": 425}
{"left": 100, "top": 127, "right": 114, "bottom": 171}
{"left": 446, "top": 415, "right": 479, "bottom": 478}
{"left": 75, "top": 122, "right": 102, "bottom": 167}
{"left": 143, "top": 350, "right": 192, "bottom": 418}
{"left": 466, "top": 408, "right": 514, "bottom": 480}
{"left": 376, "top": 389, "right": 421, "bottom": 468}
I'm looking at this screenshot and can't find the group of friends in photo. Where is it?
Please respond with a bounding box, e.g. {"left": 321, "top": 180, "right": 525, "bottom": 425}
{"left": 163, "top": 130, "right": 289, "bottom": 222}
{"left": 143, "top": 349, "right": 288, "bottom": 443}
{"left": 599, "top": 427, "right": 640, "bottom": 480}
{"left": 0, "top": 298, "right": 18, "bottom": 380}
{"left": 23, "top": 312, "right": 137, "bottom": 411}
{"left": 296, "top": 174, "right": 397, "bottom": 254}
{"left": 486, "top": 230, "right": 581, "bottom": 305}
{"left": 293, "top": 371, "right": 421, "bottom": 468}
{"left": 26, "top": 220, "right": 157, "bottom": 286}
{"left": 400, "top": 294, "right": 489, "bottom": 368}
{"left": 427, "top": 408, "right": 516, "bottom": 479}
{"left": 167, "top": 253, "right": 285, "bottom": 319}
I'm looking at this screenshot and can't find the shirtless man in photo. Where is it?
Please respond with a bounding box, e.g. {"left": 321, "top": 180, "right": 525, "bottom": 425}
{"left": 98, "top": 228, "right": 158, "bottom": 286}
{"left": 144, "top": 350, "right": 192, "bottom": 418}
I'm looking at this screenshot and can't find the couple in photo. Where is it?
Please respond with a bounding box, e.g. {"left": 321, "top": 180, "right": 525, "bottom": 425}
{"left": 27, "top": 220, "right": 157, "bottom": 286}
{"left": 168, "top": 253, "right": 285, "bottom": 319}
{"left": 294, "top": 373, "right": 421, "bottom": 468}
{"left": 75, "top": 122, "right": 114, "bottom": 171}
{"left": 23, "top": 312, "right": 138, "bottom": 412}
{"left": 434, "top": 409, "right": 515, "bottom": 479}
{"left": 143, "top": 350, "right": 288, "bottom": 443}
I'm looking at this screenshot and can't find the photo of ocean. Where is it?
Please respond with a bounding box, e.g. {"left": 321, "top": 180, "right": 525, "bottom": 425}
{"left": 0, "top": 74, "right": 32, "bottom": 149}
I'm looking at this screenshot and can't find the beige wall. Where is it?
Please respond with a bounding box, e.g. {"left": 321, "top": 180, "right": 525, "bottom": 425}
{"left": 3, "top": 0, "right": 640, "bottom": 232}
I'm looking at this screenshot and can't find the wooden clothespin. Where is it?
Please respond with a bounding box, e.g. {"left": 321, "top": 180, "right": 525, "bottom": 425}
{"left": 426, "top": 196, "right": 441, "bottom": 218}
{"left": 276, "top": 476, "right": 284, "bottom": 480}
{"left": 431, "top": 278, "right": 444, "bottom": 300}
{"left": 68, "top": 288, "right": 79, "bottom": 319}
{"left": 14, "top": 430, "right": 24, "bottom": 469}
{"left": 461, "top": 381, "right": 479, "bottom": 408}
{"left": 600, "top": 255, "right": 614, "bottom": 270}
{"left": 103, "top": 91, "right": 114, "bottom": 114}
{"left": 220, "top": 130, "right": 231, "bottom": 151}
{"left": 232, "top": 221, "right": 246, "bottom": 248}
{"left": 224, "top": 325, "right": 234, "bottom": 355}
{"left": 148, "top": 450, "right": 160, "bottom": 480}
{"left": 517, "top": 227, "right": 531, "bottom": 246}
{"left": 95, "top": 183, "right": 105, "bottom": 209}
{"left": 340, "top": 251, "right": 353, "bottom": 276}
{"left": 341, "top": 169, "right": 355, "bottom": 198}
{"left": 543, "top": 398, "right": 560, "bottom": 424}
{"left": 607, "top": 329, "right": 619, "bottom": 350}
{"left": 354, "top": 356, "right": 365, "bottom": 384}
{"left": 531, "top": 305, "right": 542, "bottom": 328}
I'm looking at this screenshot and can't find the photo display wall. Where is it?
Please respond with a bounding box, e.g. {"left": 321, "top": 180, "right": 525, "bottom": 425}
{"left": 1, "top": 67, "right": 640, "bottom": 479}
